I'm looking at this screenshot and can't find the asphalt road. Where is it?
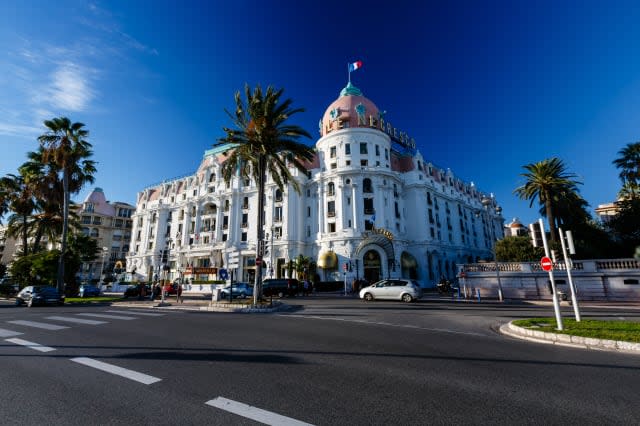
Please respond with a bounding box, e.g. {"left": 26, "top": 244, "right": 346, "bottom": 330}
{"left": 1, "top": 297, "right": 640, "bottom": 425}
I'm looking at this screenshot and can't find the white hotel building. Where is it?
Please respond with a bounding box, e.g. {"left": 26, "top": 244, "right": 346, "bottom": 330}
{"left": 127, "top": 83, "right": 504, "bottom": 288}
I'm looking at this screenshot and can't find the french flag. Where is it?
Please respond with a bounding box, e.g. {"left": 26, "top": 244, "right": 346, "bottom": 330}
{"left": 348, "top": 61, "right": 363, "bottom": 72}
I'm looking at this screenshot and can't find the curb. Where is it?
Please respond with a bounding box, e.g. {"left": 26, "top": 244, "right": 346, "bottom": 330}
{"left": 500, "top": 321, "right": 640, "bottom": 354}
{"left": 115, "top": 301, "right": 290, "bottom": 313}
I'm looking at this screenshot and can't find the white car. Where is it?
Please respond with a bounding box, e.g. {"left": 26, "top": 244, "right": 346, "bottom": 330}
{"left": 359, "top": 279, "right": 423, "bottom": 302}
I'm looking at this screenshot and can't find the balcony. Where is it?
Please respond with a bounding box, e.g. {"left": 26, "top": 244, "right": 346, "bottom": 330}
{"left": 364, "top": 209, "right": 375, "bottom": 215}
{"left": 241, "top": 223, "right": 248, "bottom": 228}
{"left": 327, "top": 211, "right": 336, "bottom": 217}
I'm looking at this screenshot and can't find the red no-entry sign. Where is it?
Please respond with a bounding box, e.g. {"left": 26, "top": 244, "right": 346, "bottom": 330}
{"left": 540, "top": 256, "right": 553, "bottom": 271}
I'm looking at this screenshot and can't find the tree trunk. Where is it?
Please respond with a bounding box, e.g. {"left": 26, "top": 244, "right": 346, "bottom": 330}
{"left": 57, "top": 169, "right": 70, "bottom": 294}
{"left": 545, "top": 194, "right": 557, "bottom": 243}
{"left": 253, "top": 155, "right": 266, "bottom": 305}
{"left": 21, "top": 213, "right": 29, "bottom": 256}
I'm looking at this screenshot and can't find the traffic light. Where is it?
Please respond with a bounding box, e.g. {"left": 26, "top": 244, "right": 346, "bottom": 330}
{"left": 528, "top": 223, "right": 543, "bottom": 248}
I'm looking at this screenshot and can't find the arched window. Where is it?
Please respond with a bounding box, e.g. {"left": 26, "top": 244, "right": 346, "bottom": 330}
{"left": 327, "top": 182, "right": 335, "bottom": 196}
{"left": 275, "top": 189, "right": 283, "bottom": 202}
{"left": 363, "top": 178, "right": 373, "bottom": 193}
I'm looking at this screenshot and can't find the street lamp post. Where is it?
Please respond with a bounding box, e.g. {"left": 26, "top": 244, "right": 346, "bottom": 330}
{"left": 481, "top": 196, "right": 503, "bottom": 302}
{"left": 269, "top": 226, "right": 275, "bottom": 278}
{"left": 98, "top": 247, "right": 108, "bottom": 287}
{"left": 160, "top": 238, "right": 172, "bottom": 305}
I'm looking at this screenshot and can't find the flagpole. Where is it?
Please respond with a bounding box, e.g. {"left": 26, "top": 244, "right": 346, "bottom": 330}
{"left": 348, "top": 63, "right": 351, "bottom": 83}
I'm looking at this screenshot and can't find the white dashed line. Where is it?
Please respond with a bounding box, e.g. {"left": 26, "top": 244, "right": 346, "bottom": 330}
{"left": 6, "top": 337, "right": 56, "bottom": 352}
{"left": 8, "top": 320, "right": 69, "bottom": 330}
{"left": 106, "top": 310, "right": 165, "bottom": 317}
{"left": 206, "top": 397, "right": 314, "bottom": 426}
{"left": 0, "top": 328, "right": 23, "bottom": 337}
{"left": 76, "top": 313, "right": 137, "bottom": 320}
{"left": 45, "top": 316, "right": 107, "bottom": 325}
{"left": 70, "top": 357, "right": 161, "bottom": 385}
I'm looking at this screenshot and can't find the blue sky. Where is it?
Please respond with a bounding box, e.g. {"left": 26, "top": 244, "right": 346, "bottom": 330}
{"left": 1, "top": 1, "right": 638, "bottom": 228}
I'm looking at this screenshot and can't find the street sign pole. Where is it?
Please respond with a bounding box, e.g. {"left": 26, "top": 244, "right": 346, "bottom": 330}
{"left": 559, "top": 227, "right": 581, "bottom": 321}
{"left": 539, "top": 218, "right": 563, "bottom": 330}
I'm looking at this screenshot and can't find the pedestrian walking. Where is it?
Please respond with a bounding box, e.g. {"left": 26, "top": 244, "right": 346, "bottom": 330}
{"left": 176, "top": 283, "right": 183, "bottom": 303}
{"left": 303, "top": 279, "right": 309, "bottom": 296}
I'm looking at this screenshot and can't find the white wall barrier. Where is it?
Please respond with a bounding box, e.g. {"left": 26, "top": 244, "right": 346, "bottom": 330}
{"left": 459, "top": 258, "right": 640, "bottom": 301}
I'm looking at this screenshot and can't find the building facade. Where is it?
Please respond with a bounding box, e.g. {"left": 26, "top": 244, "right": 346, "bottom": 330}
{"left": 78, "top": 188, "right": 134, "bottom": 283}
{"left": 127, "top": 83, "right": 504, "bottom": 288}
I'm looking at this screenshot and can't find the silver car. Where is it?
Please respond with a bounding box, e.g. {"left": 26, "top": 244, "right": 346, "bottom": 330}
{"left": 359, "top": 279, "right": 423, "bottom": 302}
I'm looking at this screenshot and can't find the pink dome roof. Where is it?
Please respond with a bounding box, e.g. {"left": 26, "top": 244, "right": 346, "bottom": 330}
{"left": 320, "top": 83, "right": 380, "bottom": 137}
{"left": 84, "top": 187, "right": 107, "bottom": 204}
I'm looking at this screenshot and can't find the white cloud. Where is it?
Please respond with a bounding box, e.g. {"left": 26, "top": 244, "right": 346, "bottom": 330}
{"left": 0, "top": 122, "right": 41, "bottom": 138}
{"left": 48, "top": 63, "right": 96, "bottom": 112}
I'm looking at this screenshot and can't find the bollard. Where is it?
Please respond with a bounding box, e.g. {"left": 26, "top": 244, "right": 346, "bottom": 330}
{"left": 476, "top": 288, "right": 481, "bottom": 303}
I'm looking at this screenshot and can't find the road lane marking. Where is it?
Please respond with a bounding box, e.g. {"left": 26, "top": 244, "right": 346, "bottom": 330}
{"left": 70, "top": 357, "right": 161, "bottom": 385}
{"left": 106, "top": 310, "right": 164, "bottom": 317}
{"left": 206, "top": 397, "right": 313, "bottom": 426}
{"left": 280, "top": 314, "right": 486, "bottom": 337}
{"left": 45, "top": 316, "right": 107, "bottom": 325}
{"left": 76, "top": 313, "right": 136, "bottom": 320}
{"left": 7, "top": 320, "right": 69, "bottom": 330}
{"left": 0, "top": 328, "right": 23, "bottom": 337}
{"left": 6, "top": 338, "right": 56, "bottom": 352}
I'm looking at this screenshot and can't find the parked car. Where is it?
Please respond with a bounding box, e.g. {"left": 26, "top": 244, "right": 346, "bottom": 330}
{"left": 15, "top": 286, "right": 65, "bottom": 307}
{"left": 359, "top": 279, "right": 423, "bottom": 302}
{"left": 220, "top": 282, "right": 253, "bottom": 299}
{"left": 78, "top": 284, "right": 101, "bottom": 298}
{"left": 261, "top": 278, "right": 299, "bottom": 298}
{"left": 123, "top": 284, "right": 151, "bottom": 298}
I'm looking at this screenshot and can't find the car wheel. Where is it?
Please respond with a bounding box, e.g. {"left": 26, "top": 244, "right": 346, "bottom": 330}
{"left": 15, "top": 299, "right": 22, "bottom": 306}
{"left": 402, "top": 293, "right": 413, "bottom": 303}
{"left": 364, "top": 293, "right": 373, "bottom": 301}
{"left": 239, "top": 292, "right": 246, "bottom": 299}
{"left": 277, "top": 291, "right": 284, "bottom": 298}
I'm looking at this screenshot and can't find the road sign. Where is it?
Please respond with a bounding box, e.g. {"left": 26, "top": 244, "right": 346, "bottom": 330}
{"left": 219, "top": 269, "right": 228, "bottom": 280}
{"left": 540, "top": 256, "right": 553, "bottom": 271}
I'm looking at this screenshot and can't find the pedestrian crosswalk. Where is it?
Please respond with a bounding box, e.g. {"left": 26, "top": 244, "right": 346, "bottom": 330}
{"left": 45, "top": 316, "right": 107, "bottom": 325}
{"left": 76, "top": 313, "right": 137, "bottom": 320}
{"left": 2, "top": 309, "right": 172, "bottom": 384}
{"left": 7, "top": 320, "right": 69, "bottom": 330}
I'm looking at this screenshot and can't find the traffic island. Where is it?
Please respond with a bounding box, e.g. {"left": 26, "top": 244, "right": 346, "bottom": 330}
{"left": 500, "top": 321, "right": 640, "bottom": 353}
{"left": 202, "top": 300, "right": 289, "bottom": 313}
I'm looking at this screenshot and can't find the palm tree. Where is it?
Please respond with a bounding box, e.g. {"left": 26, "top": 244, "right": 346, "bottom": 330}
{"left": 38, "top": 117, "right": 96, "bottom": 294}
{"left": 218, "top": 84, "right": 314, "bottom": 304}
{"left": 613, "top": 142, "right": 640, "bottom": 199}
{"left": 0, "top": 173, "right": 37, "bottom": 255}
{"left": 514, "top": 157, "right": 581, "bottom": 243}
